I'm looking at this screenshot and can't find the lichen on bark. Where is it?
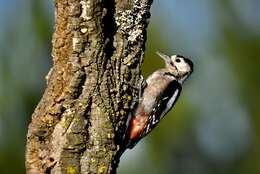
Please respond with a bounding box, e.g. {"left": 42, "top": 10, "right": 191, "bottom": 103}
{"left": 26, "top": 0, "right": 153, "bottom": 173}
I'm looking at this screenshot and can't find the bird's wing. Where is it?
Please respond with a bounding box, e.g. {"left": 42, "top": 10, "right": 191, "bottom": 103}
{"left": 144, "top": 80, "right": 182, "bottom": 134}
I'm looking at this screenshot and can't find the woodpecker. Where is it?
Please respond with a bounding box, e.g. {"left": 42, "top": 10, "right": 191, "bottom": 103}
{"left": 126, "top": 51, "right": 193, "bottom": 149}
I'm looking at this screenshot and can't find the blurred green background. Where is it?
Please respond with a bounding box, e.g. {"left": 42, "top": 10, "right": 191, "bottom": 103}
{"left": 0, "top": 0, "right": 259, "bottom": 173}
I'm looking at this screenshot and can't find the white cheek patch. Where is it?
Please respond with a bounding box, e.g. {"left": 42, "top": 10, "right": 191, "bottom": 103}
{"left": 170, "top": 55, "right": 191, "bottom": 73}
{"left": 177, "top": 63, "right": 190, "bottom": 72}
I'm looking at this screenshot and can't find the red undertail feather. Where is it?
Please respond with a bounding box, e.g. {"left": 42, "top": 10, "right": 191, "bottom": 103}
{"left": 127, "top": 106, "right": 148, "bottom": 142}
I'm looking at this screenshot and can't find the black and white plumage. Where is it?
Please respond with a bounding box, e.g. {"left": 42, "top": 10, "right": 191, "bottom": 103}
{"left": 126, "top": 51, "right": 193, "bottom": 149}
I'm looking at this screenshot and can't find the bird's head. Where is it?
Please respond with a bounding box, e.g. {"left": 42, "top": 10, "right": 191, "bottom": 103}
{"left": 156, "top": 51, "right": 193, "bottom": 83}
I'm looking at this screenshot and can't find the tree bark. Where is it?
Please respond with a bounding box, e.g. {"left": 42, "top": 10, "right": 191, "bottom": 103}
{"left": 26, "top": 0, "right": 153, "bottom": 173}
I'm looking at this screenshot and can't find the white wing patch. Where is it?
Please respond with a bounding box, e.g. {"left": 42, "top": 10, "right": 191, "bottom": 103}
{"left": 159, "top": 89, "right": 179, "bottom": 119}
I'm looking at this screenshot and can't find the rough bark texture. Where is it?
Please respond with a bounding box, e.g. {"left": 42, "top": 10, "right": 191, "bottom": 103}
{"left": 26, "top": 0, "right": 152, "bottom": 173}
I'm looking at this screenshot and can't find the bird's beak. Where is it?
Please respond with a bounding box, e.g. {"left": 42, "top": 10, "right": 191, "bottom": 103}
{"left": 156, "top": 51, "right": 171, "bottom": 65}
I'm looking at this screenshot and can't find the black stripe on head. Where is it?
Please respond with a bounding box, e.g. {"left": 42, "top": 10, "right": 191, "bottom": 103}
{"left": 176, "top": 55, "right": 186, "bottom": 59}
{"left": 184, "top": 58, "right": 194, "bottom": 73}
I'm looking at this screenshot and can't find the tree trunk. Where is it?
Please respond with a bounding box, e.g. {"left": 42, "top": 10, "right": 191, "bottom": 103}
{"left": 26, "top": 0, "right": 153, "bottom": 173}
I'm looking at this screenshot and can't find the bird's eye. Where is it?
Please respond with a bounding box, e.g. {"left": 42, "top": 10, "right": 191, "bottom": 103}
{"left": 176, "top": 58, "right": 181, "bottom": 63}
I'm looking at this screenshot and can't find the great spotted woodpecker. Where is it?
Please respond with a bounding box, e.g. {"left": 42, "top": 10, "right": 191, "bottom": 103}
{"left": 126, "top": 51, "right": 193, "bottom": 148}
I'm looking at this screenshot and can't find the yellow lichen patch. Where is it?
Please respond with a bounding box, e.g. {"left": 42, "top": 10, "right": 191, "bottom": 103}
{"left": 111, "top": 111, "right": 116, "bottom": 117}
{"left": 121, "top": 95, "right": 132, "bottom": 103}
{"left": 107, "top": 133, "right": 112, "bottom": 139}
{"left": 107, "top": 133, "right": 114, "bottom": 139}
{"left": 120, "top": 109, "right": 126, "bottom": 116}
{"left": 98, "top": 165, "right": 107, "bottom": 174}
{"left": 118, "top": 121, "right": 123, "bottom": 125}
{"left": 91, "top": 158, "right": 96, "bottom": 163}
{"left": 66, "top": 165, "right": 78, "bottom": 174}
{"left": 48, "top": 108, "right": 57, "bottom": 115}
{"left": 127, "top": 95, "right": 132, "bottom": 101}
{"left": 41, "top": 114, "right": 54, "bottom": 125}
{"left": 60, "top": 116, "right": 67, "bottom": 128}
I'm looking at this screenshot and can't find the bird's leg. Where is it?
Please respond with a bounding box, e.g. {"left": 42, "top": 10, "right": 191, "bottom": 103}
{"left": 139, "top": 75, "right": 147, "bottom": 101}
